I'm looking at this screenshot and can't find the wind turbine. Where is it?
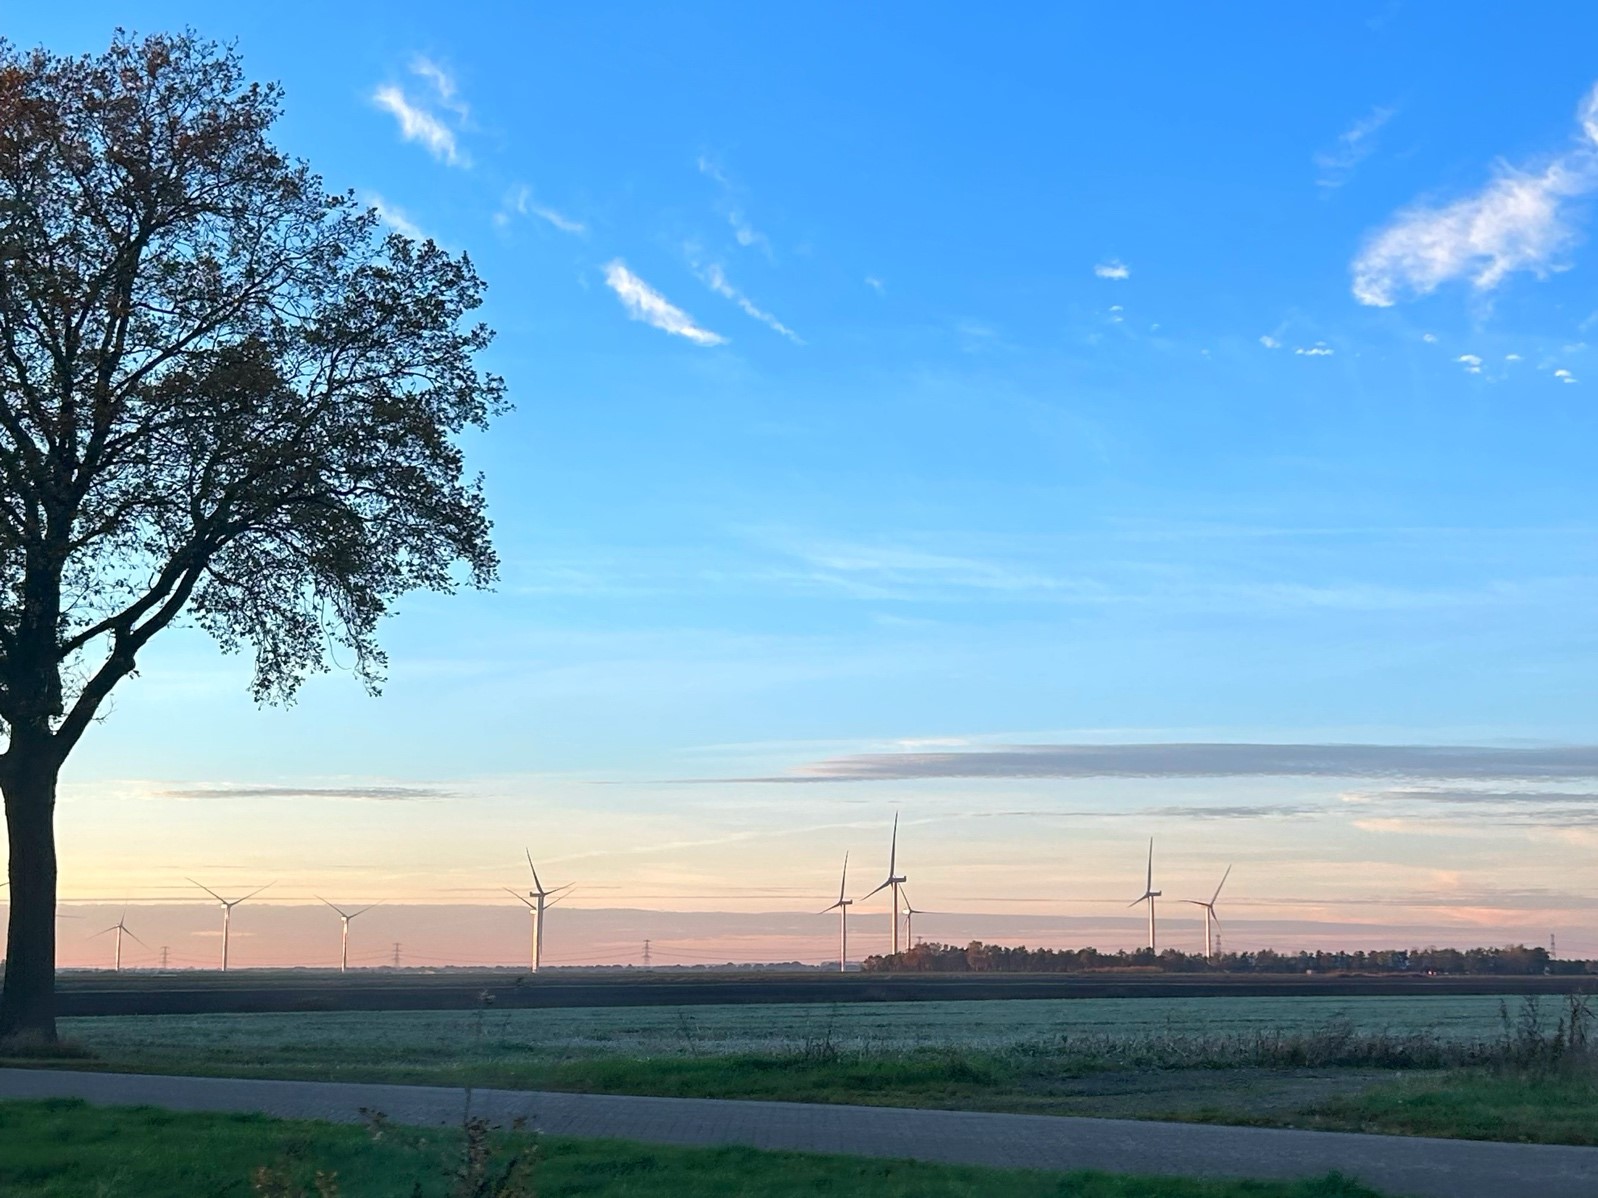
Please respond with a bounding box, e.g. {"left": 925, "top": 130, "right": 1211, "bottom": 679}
{"left": 818, "top": 852, "right": 853, "bottom": 972}
{"left": 1128, "top": 838, "right": 1161, "bottom": 953}
{"left": 190, "top": 879, "right": 271, "bottom": 971}
{"left": 319, "top": 898, "right": 380, "bottom": 973}
{"left": 1183, "top": 864, "right": 1232, "bottom": 961}
{"left": 89, "top": 906, "right": 148, "bottom": 972}
{"left": 860, "top": 814, "right": 908, "bottom": 957}
{"left": 900, "top": 889, "right": 926, "bottom": 948}
{"left": 513, "top": 849, "right": 571, "bottom": 972}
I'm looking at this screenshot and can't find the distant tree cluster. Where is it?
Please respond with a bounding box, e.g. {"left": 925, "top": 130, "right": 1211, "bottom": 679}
{"left": 862, "top": 941, "right": 1588, "bottom": 976}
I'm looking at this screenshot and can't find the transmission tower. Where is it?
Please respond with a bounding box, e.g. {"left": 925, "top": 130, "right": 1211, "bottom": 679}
{"left": 392, "top": 942, "right": 402, "bottom": 969}
{"left": 643, "top": 939, "right": 652, "bottom": 968}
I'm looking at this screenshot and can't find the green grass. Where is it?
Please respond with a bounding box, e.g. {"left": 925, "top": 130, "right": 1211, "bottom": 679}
{"left": 1297, "top": 1066, "right": 1598, "bottom": 1145}
{"left": 0, "top": 1099, "right": 1385, "bottom": 1197}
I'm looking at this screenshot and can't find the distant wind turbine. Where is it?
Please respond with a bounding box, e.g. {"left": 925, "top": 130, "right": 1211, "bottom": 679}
{"left": 512, "top": 849, "right": 571, "bottom": 972}
{"left": 319, "top": 898, "right": 380, "bottom": 973}
{"left": 89, "top": 905, "right": 148, "bottom": 972}
{"left": 1183, "top": 865, "right": 1232, "bottom": 960}
{"left": 508, "top": 849, "right": 578, "bottom": 971}
{"left": 900, "top": 889, "right": 926, "bottom": 948}
{"left": 818, "top": 852, "right": 853, "bottom": 972}
{"left": 860, "top": 814, "right": 908, "bottom": 957}
{"left": 190, "top": 879, "right": 271, "bottom": 971}
{"left": 1129, "top": 838, "right": 1161, "bottom": 952}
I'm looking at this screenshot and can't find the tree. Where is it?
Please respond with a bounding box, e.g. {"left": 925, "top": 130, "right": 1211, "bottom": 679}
{"left": 0, "top": 32, "right": 505, "bottom": 1040}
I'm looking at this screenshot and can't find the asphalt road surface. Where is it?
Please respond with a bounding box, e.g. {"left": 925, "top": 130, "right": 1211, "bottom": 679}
{"left": 1, "top": 1067, "right": 1593, "bottom": 1198}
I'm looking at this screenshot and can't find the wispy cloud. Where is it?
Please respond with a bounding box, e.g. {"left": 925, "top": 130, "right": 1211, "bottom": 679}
{"left": 865, "top": 276, "right": 886, "bottom": 295}
{"left": 372, "top": 87, "right": 464, "bottom": 167}
{"left": 1352, "top": 84, "right": 1598, "bottom": 306}
{"left": 1259, "top": 335, "right": 1282, "bottom": 349}
{"left": 1457, "top": 353, "right": 1484, "bottom": 374}
{"left": 409, "top": 56, "right": 468, "bottom": 120}
{"left": 365, "top": 193, "right": 426, "bottom": 240}
{"left": 695, "top": 261, "right": 802, "bottom": 343}
{"left": 698, "top": 155, "right": 771, "bottom": 254}
{"left": 603, "top": 261, "right": 726, "bottom": 346}
{"left": 1556, "top": 367, "right": 1579, "bottom": 383}
{"left": 1315, "top": 106, "right": 1395, "bottom": 189}
{"left": 1345, "top": 786, "right": 1598, "bottom": 828}
{"left": 717, "top": 742, "right": 1598, "bottom": 783}
{"left": 1094, "top": 260, "right": 1131, "bottom": 280}
{"left": 155, "top": 785, "right": 454, "bottom": 802}
{"left": 496, "top": 185, "right": 585, "bottom": 234}
{"left": 1295, "top": 344, "right": 1335, "bottom": 357}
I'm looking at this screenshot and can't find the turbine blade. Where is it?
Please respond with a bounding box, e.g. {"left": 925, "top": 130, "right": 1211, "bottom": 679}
{"left": 860, "top": 878, "right": 892, "bottom": 901}
{"left": 189, "top": 879, "right": 227, "bottom": 905}
{"left": 351, "top": 902, "right": 382, "bottom": 919}
{"left": 888, "top": 814, "right": 898, "bottom": 876}
{"left": 526, "top": 849, "right": 546, "bottom": 896}
{"left": 1212, "top": 864, "right": 1232, "bottom": 904}
{"left": 235, "top": 882, "right": 273, "bottom": 905}
{"left": 503, "top": 887, "right": 536, "bottom": 909}
{"left": 837, "top": 852, "right": 849, "bottom": 904}
{"left": 88, "top": 925, "right": 117, "bottom": 938}
{"left": 1128, "top": 895, "right": 1148, "bottom": 908}
{"left": 125, "top": 927, "right": 152, "bottom": 950}
{"left": 1146, "top": 838, "right": 1154, "bottom": 893}
{"left": 1180, "top": 899, "right": 1208, "bottom": 907}
{"left": 819, "top": 900, "right": 844, "bottom": 914}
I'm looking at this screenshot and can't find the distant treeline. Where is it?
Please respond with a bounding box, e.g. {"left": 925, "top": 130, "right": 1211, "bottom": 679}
{"left": 861, "top": 942, "right": 1594, "bottom": 975}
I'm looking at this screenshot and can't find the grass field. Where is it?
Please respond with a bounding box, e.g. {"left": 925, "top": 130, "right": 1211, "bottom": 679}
{"left": 0, "top": 1098, "right": 1385, "bottom": 1197}
{"left": 18, "top": 992, "right": 1597, "bottom": 1147}
{"left": 58, "top": 992, "right": 1540, "bottom": 1060}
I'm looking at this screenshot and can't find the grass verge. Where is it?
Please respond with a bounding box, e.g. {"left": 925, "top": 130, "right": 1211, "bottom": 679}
{"left": 0, "top": 1098, "right": 1384, "bottom": 1197}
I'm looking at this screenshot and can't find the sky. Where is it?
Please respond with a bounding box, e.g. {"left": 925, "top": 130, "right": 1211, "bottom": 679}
{"left": 11, "top": 2, "right": 1598, "bottom": 969}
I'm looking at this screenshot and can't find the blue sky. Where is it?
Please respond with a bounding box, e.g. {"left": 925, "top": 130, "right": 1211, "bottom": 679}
{"left": 15, "top": 4, "right": 1598, "bottom": 966}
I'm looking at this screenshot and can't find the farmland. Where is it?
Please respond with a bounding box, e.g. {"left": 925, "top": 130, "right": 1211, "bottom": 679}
{"left": 57, "top": 992, "right": 1554, "bottom": 1059}
{"left": 24, "top": 989, "right": 1596, "bottom": 1145}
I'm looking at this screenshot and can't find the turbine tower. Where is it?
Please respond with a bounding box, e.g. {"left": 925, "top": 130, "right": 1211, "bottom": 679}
{"left": 901, "top": 889, "right": 925, "bottom": 948}
{"left": 1183, "top": 865, "right": 1232, "bottom": 961}
{"left": 860, "top": 813, "right": 908, "bottom": 957}
{"left": 190, "top": 880, "right": 270, "bottom": 971}
{"left": 1128, "top": 838, "right": 1161, "bottom": 952}
{"left": 319, "top": 898, "right": 379, "bottom": 973}
{"left": 818, "top": 852, "right": 853, "bottom": 972}
{"left": 90, "top": 906, "right": 147, "bottom": 972}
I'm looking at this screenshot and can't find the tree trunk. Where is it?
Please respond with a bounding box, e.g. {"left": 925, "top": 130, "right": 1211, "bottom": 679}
{"left": 0, "top": 749, "right": 59, "bottom": 1043}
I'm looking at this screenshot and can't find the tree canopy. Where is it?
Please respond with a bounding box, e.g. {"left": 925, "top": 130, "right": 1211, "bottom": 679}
{"left": 0, "top": 30, "right": 505, "bottom": 1038}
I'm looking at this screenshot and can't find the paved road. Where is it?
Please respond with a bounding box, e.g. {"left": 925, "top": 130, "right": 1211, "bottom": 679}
{"left": 2, "top": 1067, "right": 1594, "bottom": 1198}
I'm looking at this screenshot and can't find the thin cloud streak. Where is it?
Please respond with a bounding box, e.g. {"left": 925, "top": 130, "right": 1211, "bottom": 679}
{"left": 497, "top": 185, "right": 585, "bottom": 234}
{"left": 1315, "top": 106, "right": 1394, "bottom": 189}
{"left": 696, "top": 262, "right": 802, "bottom": 343}
{"left": 371, "top": 85, "right": 465, "bottom": 167}
{"left": 603, "top": 261, "right": 726, "bottom": 346}
{"left": 365, "top": 194, "right": 426, "bottom": 240}
{"left": 409, "top": 56, "right": 468, "bottom": 120}
{"left": 154, "top": 785, "right": 455, "bottom": 801}
{"left": 710, "top": 742, "right": 1598, "bottom": 783}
